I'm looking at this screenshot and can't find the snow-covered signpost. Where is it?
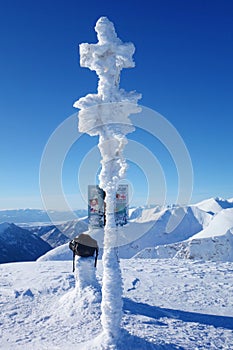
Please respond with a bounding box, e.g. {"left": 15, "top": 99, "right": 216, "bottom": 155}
{"left": 74, "top": 17, "right": 141, "bottom": 348}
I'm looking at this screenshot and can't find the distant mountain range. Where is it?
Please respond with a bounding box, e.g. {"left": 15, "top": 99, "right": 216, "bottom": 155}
{"left": 29, "top": 218, "right": 89, "bottom": 248}
{"left": 1, "top": 197, "right": 233, "bottom": 264}
{"left": 0, "top": 208, "right": 88, "bottom": 224}
{"left": 38, "top": 197, "right": 233, "bottom": 263}
{"left": 0, "top": 223, "right": 51, "bottom": 263}
{"left": 0, "top": 214, "right": 89, "bottom": 263}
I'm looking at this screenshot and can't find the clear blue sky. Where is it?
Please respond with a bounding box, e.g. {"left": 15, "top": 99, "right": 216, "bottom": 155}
{"left": 0, "top": 0, "right": 233, "bottom": 210}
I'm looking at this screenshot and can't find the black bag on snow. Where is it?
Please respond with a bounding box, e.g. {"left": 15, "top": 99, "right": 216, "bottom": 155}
{"left": 69, "top": 233, "right": 99, "bottom": 272}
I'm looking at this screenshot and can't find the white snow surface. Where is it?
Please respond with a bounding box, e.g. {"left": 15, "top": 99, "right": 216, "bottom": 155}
{"left": 1, "top": 259, "right": 233, "bottom": 349}
{"left": 135, "top": 208, "right": 233, "bottom": 262}
{"left": 136, "top": 229, "right": 233, "bottom": 262}
{"left": 37, "top": 200, "right": 233, "bottom": 264}
{"left": 2, "top": 198, "right": 233, "bottom": 348}
{"left": 191, "top": 207, "right": 233, "bottom": 239}
{"left": 38, "top": 204, "right": 213, "bottom": 261}
{"left": 193, "top": 197, "right": 233, "bottom": 214}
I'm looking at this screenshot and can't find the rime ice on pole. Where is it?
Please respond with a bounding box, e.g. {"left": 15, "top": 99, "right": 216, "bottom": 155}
{"left": 74, "top": 16, "right": 141, "bottom": 347}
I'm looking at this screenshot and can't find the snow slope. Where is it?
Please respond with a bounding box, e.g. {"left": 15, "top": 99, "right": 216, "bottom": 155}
{"left": 136, "top": 208, "right": 233, "bottom": 262}
{"left": 1, "top": 259, "right": 233, "bottom": 349}
{"left": 193, "top": 197, "right": 233, "bottom": 214}
{"left": 2, "top": 199, "right": 233, "bottom": 349}
{"left": 37, "top": 243, "right": 73, "bottom": 262}
{"left": 191, "top": 207, "right": 233, "bottom": 239}
{"left": 136, "top": 229, "right": 233, "bottom": 262}
{"left": 39, "top": 205, "right": 212, "bottom": 261}
{"left": 2, "top": 199, "right": 233, "bottom": 264}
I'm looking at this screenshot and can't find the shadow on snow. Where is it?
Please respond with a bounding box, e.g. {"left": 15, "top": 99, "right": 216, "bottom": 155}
{"left": 123, "top": 298, "right": 233, "bottom": 330}
{"left": 117, "top": 328, "right": 184, "bottom": 350}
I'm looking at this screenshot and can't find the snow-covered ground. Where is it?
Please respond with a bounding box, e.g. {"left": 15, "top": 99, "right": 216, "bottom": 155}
{"left": 1, "top": 196, "right": 233, "bottom": 349}
{"left": 1, "top": 259, "right": 233, "bottom": 349}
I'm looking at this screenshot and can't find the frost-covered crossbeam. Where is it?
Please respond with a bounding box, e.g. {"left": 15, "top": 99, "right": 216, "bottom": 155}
{"left": 74, "top": 16, "right": 141, "bottom": 136}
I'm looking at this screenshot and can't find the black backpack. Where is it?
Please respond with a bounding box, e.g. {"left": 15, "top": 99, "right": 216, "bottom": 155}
{"left": 69, "top": 233, "right": 99, "bottom": 272}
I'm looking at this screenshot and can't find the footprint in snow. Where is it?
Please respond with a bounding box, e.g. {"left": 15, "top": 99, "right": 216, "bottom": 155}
{"left": 14, "top": 288, "right": 34, "bottom": 299}
{"left": 127, "top": 278, "right": 140, "bottom": 292}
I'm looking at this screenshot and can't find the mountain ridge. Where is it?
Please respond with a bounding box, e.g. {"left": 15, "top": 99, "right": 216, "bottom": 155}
{"left": 2, "top": 197, "right": 233, "bottom": 264}
{"left": 0, "top": 222, "right": 52, "bottom": 263}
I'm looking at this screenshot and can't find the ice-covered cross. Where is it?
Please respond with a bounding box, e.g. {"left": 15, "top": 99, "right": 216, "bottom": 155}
{"left": 73, "top": 17, "right": 141, "bottom": 347}
{"left": 79, "top": 17, "right": 135, "bottom": 100}
{"left": 74, "top": 16, "right": 141, "bottom": 137}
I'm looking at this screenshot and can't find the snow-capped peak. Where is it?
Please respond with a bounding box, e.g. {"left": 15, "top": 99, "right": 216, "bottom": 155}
{"left": 193, "top": 197, "right": 233, "bottom": 214}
